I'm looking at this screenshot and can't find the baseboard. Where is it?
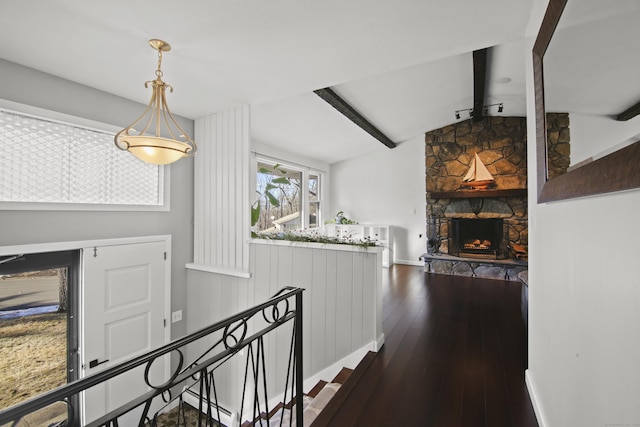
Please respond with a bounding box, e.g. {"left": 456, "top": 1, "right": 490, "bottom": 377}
{"left": 525, "top": 369, "right": 547, "bottom": 427}
{"left": 375, "top": 333, "right": 385, "bottom": 351}
{"left": 183, "top": 387, "right": 239, "bottom": 427}
{"left": 394, "top": 259, "right": 424, "bottom": 267}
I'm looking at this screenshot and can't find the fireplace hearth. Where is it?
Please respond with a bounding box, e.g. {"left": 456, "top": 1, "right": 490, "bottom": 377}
{"left": 449, "top": 218, "right": 505, "bottom": 259}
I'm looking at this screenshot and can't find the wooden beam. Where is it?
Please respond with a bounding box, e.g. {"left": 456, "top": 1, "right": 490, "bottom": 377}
{"left": 472, "top": 49, "right": 488, "bottom": 122}
{"left": 314, "top": 87, "right": 397, "bottom": 149}
{"left": 617, "top": 99, "right": 640, "bottom": 121}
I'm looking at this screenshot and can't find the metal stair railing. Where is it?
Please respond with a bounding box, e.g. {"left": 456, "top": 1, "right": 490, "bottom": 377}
{"left": 0, "top": 286, "right": 304, "bottom": 427}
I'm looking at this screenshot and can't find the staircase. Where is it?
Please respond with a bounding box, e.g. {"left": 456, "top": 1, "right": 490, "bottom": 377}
{"left": 241, "top": 351, "right": 377, "bottom": 427}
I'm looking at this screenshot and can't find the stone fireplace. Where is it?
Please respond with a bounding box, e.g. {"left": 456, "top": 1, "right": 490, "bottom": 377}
{"left": 423, "top": 116, "right": 529, "bottom": 281}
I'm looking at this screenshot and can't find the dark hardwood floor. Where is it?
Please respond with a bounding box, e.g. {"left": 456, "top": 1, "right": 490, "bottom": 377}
{"left": 323, "top": 264, "right": 538, "bottom": 427}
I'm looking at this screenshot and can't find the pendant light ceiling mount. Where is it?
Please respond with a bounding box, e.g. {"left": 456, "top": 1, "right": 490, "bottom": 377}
{"left": 115, "top": 39, "right": 196, "bottom": 165}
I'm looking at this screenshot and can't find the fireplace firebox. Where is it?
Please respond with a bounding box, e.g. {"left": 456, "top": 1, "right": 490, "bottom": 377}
{"left": 449, "top": 218, "right": 505, "bottom": 259}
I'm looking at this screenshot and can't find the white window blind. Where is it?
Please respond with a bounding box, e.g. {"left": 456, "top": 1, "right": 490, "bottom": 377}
{"left": 0, "top": 109, "right": 164, "bottom": 207}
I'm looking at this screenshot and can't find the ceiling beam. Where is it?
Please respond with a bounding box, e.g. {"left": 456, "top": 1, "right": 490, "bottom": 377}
{"left": 314, "top": 87, "right": 397, "bottom": 149}
{"left": 617, "top": 99, "right": 640, "bottom": 121}
{"left": 472, "top": 48, "right": 488, "bottom": 122}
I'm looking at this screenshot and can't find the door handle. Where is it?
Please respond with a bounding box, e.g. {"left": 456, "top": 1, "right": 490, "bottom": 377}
{"left": 89, "top": 358, "right": 109, "bottom": 369}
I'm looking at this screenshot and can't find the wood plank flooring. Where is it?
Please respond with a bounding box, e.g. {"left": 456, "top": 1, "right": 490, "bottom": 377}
{"left": 322, "top": 265, "right": 538, "bottom": 427}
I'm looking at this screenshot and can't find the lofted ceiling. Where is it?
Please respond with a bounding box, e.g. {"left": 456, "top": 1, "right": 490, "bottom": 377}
{"left": 1, "top": 0, "right": 539, "bottom": 164}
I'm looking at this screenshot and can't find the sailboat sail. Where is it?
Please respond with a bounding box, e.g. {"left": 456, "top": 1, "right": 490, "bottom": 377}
{"left": 461, "top": 153, "right": 495, "bottom": 189}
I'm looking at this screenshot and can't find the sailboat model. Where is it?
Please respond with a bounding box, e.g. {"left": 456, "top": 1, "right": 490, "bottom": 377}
{"left": 461, "top": 153, "right": 495, "bottom": 190}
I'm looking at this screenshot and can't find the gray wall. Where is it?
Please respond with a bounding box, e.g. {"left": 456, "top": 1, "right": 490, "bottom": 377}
{"left": 0, "top": 59, "right": 194, "bottom": 339}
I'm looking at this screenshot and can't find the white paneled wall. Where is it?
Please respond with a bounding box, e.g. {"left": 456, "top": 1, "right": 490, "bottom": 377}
{"left": 186, "top": 240, "right": 384, "bottom": 412}
{"left": 248, "top": 240, "right": 383, "bottom": 384}
{"left": 193, "top": 106, "right": 250, "bottom": 274}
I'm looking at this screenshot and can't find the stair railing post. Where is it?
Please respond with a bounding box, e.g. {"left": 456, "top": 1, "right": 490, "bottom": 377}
{"left": 295, "top": 290, "right": 304, "bottom": 425}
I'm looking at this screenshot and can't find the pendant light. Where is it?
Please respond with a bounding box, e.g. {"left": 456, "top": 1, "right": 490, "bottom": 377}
{"left": 115, "top": 39, "right": 196, "bottom": 165}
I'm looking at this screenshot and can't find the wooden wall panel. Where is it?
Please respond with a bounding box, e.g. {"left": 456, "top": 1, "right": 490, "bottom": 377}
{"left": 335, "top": 252, "right": 354, "bottom": 360}
{"left": 324, "top": 248, "right": 338, "bottom": 364}
{"left": 193, "top": 106, "right": 250, "bottom": 273}
{"left": 351, "top": 252, "right": 365, "bottom": 351}
{"left": 310, "top": 248, "right": 328, "bottom": 374}
{"left": 186, "top": 242, "right": 383, "bottom": 410}
{"left": 292, "top": 247, "right": 314, "bottom": 377}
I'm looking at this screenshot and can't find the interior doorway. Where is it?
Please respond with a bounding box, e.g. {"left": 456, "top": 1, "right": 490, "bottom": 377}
{"left": 0, "top": 250, "right": 79, "bottom": 425}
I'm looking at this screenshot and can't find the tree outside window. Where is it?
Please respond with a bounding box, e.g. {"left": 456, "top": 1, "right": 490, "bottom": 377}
{"left": 253, "top": 162, "right": 302, "bottom": 233}
{"left": 252, "top": 161, "right": 322, "bottom": 234}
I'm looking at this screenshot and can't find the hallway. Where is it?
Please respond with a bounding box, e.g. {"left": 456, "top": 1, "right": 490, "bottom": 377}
{"left": 325, "top": 265, "right": 538, "bottom": 426}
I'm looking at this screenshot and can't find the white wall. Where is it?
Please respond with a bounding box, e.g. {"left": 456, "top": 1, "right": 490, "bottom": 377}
{"left": 0, "top": 59, "right": 194, "bottom": 339}
{"left": 330, "top": 135, "right": 426, "bottom": 265}
{"left": 526, "top": 3, "right": 640, "bottom": 425}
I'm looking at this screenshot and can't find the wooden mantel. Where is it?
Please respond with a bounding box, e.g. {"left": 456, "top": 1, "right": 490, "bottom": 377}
{"left": 427, "top": 188, "right": 527, "bottom": 199}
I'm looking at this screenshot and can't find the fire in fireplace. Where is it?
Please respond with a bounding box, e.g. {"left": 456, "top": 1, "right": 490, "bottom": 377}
{"left": 449, "top": 218, "right": 505, "bottom": 259}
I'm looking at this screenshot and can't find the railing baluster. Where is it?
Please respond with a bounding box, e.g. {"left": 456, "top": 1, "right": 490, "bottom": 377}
{"left": 295, "top": 290, "right": 303, "bottom": 427}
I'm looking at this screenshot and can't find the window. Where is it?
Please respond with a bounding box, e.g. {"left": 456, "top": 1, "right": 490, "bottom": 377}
{"left": 308, "top": 173, "right": 320, "bottom": 228}
{"left": 0, "top": 107, "right": 166, "bottom": 210}
{"left": 0, "top": 250, "right": 80, "bottom": 426}
{"left": 253, "top": 159, "right": 323, "bottom": 233}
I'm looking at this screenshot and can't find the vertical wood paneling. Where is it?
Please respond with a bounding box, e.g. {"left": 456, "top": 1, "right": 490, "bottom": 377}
{"left": 335, "top": 252, "right": 353, "bottom": 359}
{"left": 187, "top": 243, "right": 383, "bottom": 413}
{"left": 215, "top": 113, "right": 223, "bottom": 267}
{"left": 208, "top": 115, "right": 216, "bottom": 266}
{"left": 275, "top": 245, "right": 293, "bottom": 391}
{"left": 351, "top": 252, "right": 365, "bottom": 350}
{"left": 292, "top": 247, "right": 313, "bottom": 377}
{"left": 193, "top": 119, "right": 204, "bottom": 265}
{"left": 324, "top": 249, "right": 338, "bottom": 363}
{"left": 193, "top": 106, "right": 250, "bottom": 272}
{"left": 310, "top": 249, "right": 327, "bottom": 374}
{"left": 362, "top": 254, "right": 377, "bottom": 344}
{"left": 221, "top": 110, "right": 229, "bottom": 269}
{"left": 241, "top": 108, "right": 250, "bottom": 271}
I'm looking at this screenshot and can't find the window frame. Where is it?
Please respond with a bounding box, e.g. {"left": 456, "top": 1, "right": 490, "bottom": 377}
{"left": 252, "top": 154, "right": 325, "bottom": 232}
{"left": 0, "top": 99, "right": 170, "bottom": 212}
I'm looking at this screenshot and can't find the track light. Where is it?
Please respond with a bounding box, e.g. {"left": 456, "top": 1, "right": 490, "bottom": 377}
{"left": 454, "top": 103, "right": 504, "bottom": 119}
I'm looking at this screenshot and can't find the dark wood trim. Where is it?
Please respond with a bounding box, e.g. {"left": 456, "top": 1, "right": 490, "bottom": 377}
{"left": 533, "top": 0, "right": 640, "bottom": 203}
{"left": 617, "top": 100, "right": 640, "bottom": 121}
{"left": 539, "top": 140, "right": 640, "bottom": 202}
{"left": 473, "top": 49, "right": 488, "bottom": 122}
{"left": 427, "top": 189, "right": 527, "bottom": 199}
{"left": 314, "top": 87, "right": 397, "bottom": 149}
{"left": 533, "top": 0, "right": 566, "bottom": 201}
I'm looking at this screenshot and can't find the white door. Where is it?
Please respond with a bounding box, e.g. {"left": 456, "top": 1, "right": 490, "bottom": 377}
{"left": 81, "top": 241, "right": 168, "bottom": 425}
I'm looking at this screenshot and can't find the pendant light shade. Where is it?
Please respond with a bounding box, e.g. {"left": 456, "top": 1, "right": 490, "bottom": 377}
{"left": 115, "top": 39, "right": 196, "bottom": 165}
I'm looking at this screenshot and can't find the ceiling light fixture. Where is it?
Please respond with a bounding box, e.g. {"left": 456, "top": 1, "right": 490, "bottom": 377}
{"left": 115, "top": 39, "right": 196, "bottom": 165}
{"left": 454, "top": 103, "right": 504, "bottom": 119}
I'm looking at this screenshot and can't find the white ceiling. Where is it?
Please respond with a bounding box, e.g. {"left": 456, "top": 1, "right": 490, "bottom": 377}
{"left": 4, "top": 0, "right": 632, "bottom": 165}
